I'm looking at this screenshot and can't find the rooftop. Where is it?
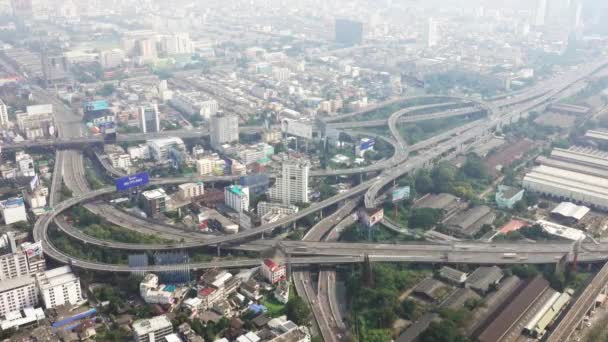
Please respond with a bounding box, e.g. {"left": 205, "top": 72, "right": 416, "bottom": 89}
{"left": 551, "top": 202, "right": 590, "bottom": 221}
{"left": 133, "top": 315, "right": 172, "bottom": 335}
{"left": 466, "top": 266, "right": 503, "bottom": 293}
{"left": 0, "top": 275, "right": 34, "bottom": 293}
{"left": 142, "top": 188, "right": 167, "bottom": 200}
{"left": 38, "top": 266, "right": 77, "bottom": 289}
{"left": 537, "top": 220, "right": 586, "bottom": 241}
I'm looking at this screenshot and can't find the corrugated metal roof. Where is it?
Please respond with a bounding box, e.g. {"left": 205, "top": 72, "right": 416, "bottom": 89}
{"left": 551, "top": 202, "right": 590, "bottom": 221}
{"left": 477, "top": 275, "right": 549, "bottom": 342}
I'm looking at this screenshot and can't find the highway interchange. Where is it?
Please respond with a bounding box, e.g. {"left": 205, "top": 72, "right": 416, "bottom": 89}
{"left": 12, "top": 54, "right": 608, "bottom": 341}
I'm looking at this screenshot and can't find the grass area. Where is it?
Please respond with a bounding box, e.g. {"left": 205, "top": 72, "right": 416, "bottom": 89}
{"left": 49, "top": 226, "right": 129, "bottom": 265}
{"left": 262, "top": 296, "right": 287, "bottom": 318}
{"left": 398, "top": 112, "right": 485, "bottom": 145}
{"left": 346, "top": 263, "right": 432, "bottom": 340}
{"left": 340, "top": 223, "right": 424, "bottom": 243}
{"left": 84, "top": 158, "right": 108, "bottom": 190}
{"left": 335, "top": 97, "right": 458, "bottom": 123}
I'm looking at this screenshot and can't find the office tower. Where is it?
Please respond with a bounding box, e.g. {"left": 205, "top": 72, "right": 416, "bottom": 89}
{"left": 139, "top": 104, "right": 160, "bottom": 133}
{"left": 535, "top": 0, "right": 547, "bottom": 26}
{"left": 36, "top": 266, "right": 83, "bottom": 309}
{"left": 268, "top": 157, "right": 310, "bottom": 205}
{"left": 335, "top": 19, "right": 363, "bottom": 46}
{"left": 0, "top": 99, "right": 8, "bottom": 128}
{"left": 425, "top": 18, "right": 438, "bottom": 48}
{"left": 210, "top": 114, "right": 239, "bottom": 148}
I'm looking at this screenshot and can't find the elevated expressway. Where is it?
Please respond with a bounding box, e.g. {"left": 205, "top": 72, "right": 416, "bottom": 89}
{"left": 32, "top": 57, "right": 608, "bottom": 273}
{"left": 364, "top": 57, "right": 608, "bottom": 208}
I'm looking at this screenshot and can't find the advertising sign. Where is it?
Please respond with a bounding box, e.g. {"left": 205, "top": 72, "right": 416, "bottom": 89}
{"left": 392, "top": 186, "right": 411, "bottom": 202}
{"left": 84, "top": 100, "right": 109, "bottom": 113}
{"left": 115, "top": 172, "right": 150, "bottom": 191}
{"left": 360, "top": 138, "right": 375, "bottom": 151}
{"left": 22, "top": 242, "right": 43, "bottom": 258}
{"left": 281, "top": 119, "right": 313, "bottom": 139}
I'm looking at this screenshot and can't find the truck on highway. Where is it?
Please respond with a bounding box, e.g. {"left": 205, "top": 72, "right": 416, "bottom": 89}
{"left": 503, "top": 253, "right": 518, "bottom": 259}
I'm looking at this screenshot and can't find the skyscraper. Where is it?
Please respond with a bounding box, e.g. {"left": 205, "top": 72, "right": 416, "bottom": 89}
{"left": 425, "top": 18, "right": 438, "bottom": 48}
{"left": 210, "top": 114, "right": 239, "bottom": 148}
{"left": 139, "top": 104, "right": 160, "bottom": 134}
{"left": 268, "top": 157, "right": 310, "bottom": 205}
{"left": 570, "top": 0, "right": 583, "bottom": 28}
{"left": 0, "top": 99, "right": 8, "bottom": 128}
{"left": 535, "top": 0, "right": 548, "bottom": 26}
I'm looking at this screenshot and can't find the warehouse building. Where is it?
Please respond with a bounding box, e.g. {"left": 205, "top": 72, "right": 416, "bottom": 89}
{"left": 523, "top": 165, "right": 608, "bottom": 210}
{"left": 444, "top": 205, "right": 495, "bottom": 238}
{"left": 477, "top": 275, "right": 550, "bottom": 342}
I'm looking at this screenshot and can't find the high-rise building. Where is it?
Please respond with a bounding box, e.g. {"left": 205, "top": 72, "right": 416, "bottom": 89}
{"left": 137, "top": 38, "right": 158, "bottom": 63}
{"left": 139, "top": 104, "right": 160, "bottom": 134}
{"left": 133, "top": 315, "right": 174, "bottom": 342}
{"left": 99, "top": 49, "right": 125, "bottom": 69}
{"left": 0, "top": 252, "right": 29, "bottom": 281}
{"left": 268, "top": 157, "right": 310, "bottom": 205}
{"left": 425, "top": 18, "right": 438, "bottom": 48}
{"left": 161, "top": 33, "right": 194, "bottom": 55}
{"left": 335, "top": 19, "right": 363, "bottom": 46}
{"left": 0, "top": 99, "right": 8, "bottom": 128}
{"left": 535, "top": 0, "right": 548, "bottom": 26}
{"left": 224, "top": 185, "right": 250, "bottom": 213}
{"left": 570, "top": 0, "right": 583, "bottom": 28}
{"left": 210, "top": 114, "right": 239, "bottom": 148}
{"left": 36, "top": 266, "right": 82, "bottom": 309}
{"left": 0, "top": 275, "right": 38, "bottom": 316}
{"left": 10, "top": 0, "right": 33, "bottom": 18}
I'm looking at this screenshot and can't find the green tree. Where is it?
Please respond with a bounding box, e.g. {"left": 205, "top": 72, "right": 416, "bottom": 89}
{"left": 462, "top": 154, "right": 488, "bottom": 180}
{"left": 431, "top": 163, "right": 456, "bottom": 193}
{"left": 420, "top": 320, "right": 469, "bottom": 342}
{"left": 398, "top": 299, "right": 417, "bottom": 320}
{"left": 408, "top": 208, "right": 442, "bottom": 229}
{"left": 415, "top": 171, "right": 434, "bottom": 194}
{"left": 286, "top": 296, "right": 312, "bottom": 325}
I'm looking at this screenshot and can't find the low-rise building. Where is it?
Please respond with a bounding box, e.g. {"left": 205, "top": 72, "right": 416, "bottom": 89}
{"left": 261, "top": 259, "right": 286, "bottom": 284}
{"left": 139, "top": 274, "right": 174, "bottom": 305}
{"left": 177, "top": 182, "right": 205, "bottom": 201}
{"left": 147, "top": 137, "right": 186, "bottom": 163}
{"left": 495, "top": 185, "right": 524, "bottom": 209}
{"left": 133, "top": 315, "right": 173, "bottom": 342}
{"left": 0, "top": 307, "right": 45, "bottom": 331}
{"left": 438, "top": 266, "right": 467, "bottom": 285}
{"left": 0, "top": 198, "right": 27, "bottom": 225}
{"left": 445, "top": 206, "right": 495, "bottom": 238}
{"left": 109, "top": 153, "right": 132, "bottom": 171}
{"left": 274, "top": 281, "right": 289, "bottom": 304}
{"left": 128, "top": 144, "right": 151, "bottom": 160}
{"left": 466, "top": 266, "right": 503, "bottom": 294}
{"left": 141, "top": 188, "right": 168, "bottom": 217}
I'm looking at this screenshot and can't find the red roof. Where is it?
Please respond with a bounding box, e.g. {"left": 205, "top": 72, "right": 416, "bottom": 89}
{"left": 499, "top": 219, "right": 528, "bottom": 234}
{"left": 264, "top": 259, "right": 279, "bottom": 271}
{"left": 199, "top": 287, "right": 216, "bottom": 296}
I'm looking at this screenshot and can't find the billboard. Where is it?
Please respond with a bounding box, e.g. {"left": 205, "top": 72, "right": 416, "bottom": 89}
{"left": 392, "top": 186, "right": 410, "bottom": 202}
{"left": 281, "top": 119, "right": 313, "bottom": 139}
{"left": 22, "top": 242, "right": 43, "bottom": 258}
{"left": 115, "top": 172, "right": 150, "bottom": 191}
{"left": 360, "top": 138, "right": 375, "bottom": 151}
{"left": 84, "top": 100, "right": 109, "bottom": 113}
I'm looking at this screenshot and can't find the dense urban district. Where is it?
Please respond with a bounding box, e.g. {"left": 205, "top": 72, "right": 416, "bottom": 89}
{"left": 1, "top": 0, "right": 608, "bottom": 341}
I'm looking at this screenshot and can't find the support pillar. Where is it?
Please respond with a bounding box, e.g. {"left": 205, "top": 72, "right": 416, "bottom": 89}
{"left": 217, "top": 244, "right": 221, "bottom": 257}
